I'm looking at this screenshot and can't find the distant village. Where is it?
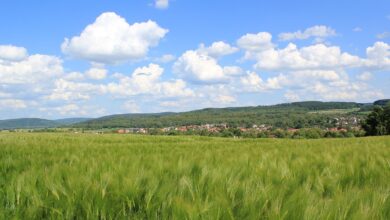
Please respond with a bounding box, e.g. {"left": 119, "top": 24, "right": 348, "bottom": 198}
{"left": 114, "top": 116, "right": 364, "bottom": 138}
{"left": 1, "top": 116, "right": 364, "bottom": 138}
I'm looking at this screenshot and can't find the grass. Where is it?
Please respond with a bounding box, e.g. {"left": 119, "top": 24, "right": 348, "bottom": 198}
{"left": 0, "top": 133, "right": 389, "bottom": 219}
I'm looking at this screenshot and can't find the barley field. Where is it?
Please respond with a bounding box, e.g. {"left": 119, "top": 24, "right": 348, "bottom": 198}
{"left": 0, "top": 133, "right": 389, "bottom": 219}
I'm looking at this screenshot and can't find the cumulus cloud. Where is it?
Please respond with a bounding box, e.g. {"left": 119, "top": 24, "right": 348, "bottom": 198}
{"left": 173, "top": 41, "right": 242, "bottom": 83}
{"left": 238, "top": 69, "right": 382, "bottom": 102}
{"left": 238, "top": 32, "right": 390, "bottom": 72}
{"left": 155, "top": 0, "right": 169, "bottom": 9}
{"left": 240, "top": 71, "right": 266, "bottom": 92}
{"left": 237, "top": 32, "right": 274, "bottom": 52}
{"left": 126, "top": 63, "right": 164, "bottom": 92}
{"left": 0, "top": 49, "right": 63, "bottom": 84}
{"left": 153, "top": 54, "right": 176, "bottom": 63}
{"left": 308, "top": 81, "right": 383, "bottom": 101}
{"left": 365, "top": 41, "right": 390, "bottom": 69}
{"left": 40, "top": 104, "right": 106, "bottom": 117}
{"left": 223, "top": 66, "right": 243, "bottom": 76}
{"left": 45, "top": 79, "right": 105, "bottom": 101}
{"left": 63, "top": 72, "right": 85, "bottom": 81}
{"left": 0, "top": 45, "right": 28, "bottom": 61}
{"left": 107, "top": 63, "right": 194, "bottom": 98}
{"left": 173, "top": 50, "right": 227, "bottom": 82}
{"left": 278, "top": 25, "right": 336, "bottom": 41}
{"left": 198, "top": 41, "right": 239, "bottom": 58}
{"left": 61, "top": 12, "right": 168, "bottom": 64}
{"left": 85, "top": 67, "right": 107, "bottom": 80}
{"left": 251, "top": 43, "right": 361, "bottom": 71}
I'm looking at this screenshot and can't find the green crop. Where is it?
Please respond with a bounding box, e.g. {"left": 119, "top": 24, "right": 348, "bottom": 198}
{"left": 0, "top": 133, "right": 389, "bottom": 219}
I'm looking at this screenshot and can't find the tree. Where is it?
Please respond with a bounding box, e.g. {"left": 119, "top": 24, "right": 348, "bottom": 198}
{"left": 384, "top": 104, "right": 390, "bottom": 132}
{"left": 362, "top": 104, "right": 390, "bottom": 136}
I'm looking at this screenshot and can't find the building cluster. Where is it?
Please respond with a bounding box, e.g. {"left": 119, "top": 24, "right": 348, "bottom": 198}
{"left": 116, "top": 123, "right": 274, "bottom": 134}
{"left": 117, "top": 128, "right": 147, "bottom": 134}
{"left": 330, "top": 116, "right": 360, "bottom": 127}
{"left": 115, "top": 117, "right": 363, "bottom": 135}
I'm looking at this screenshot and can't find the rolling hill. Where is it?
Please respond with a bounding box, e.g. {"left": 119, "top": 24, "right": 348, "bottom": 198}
{"left": 0, "top": 118, "right": 91, "bottom": 129}
{"left": 2, "top": 100, "right": 387, "bottom": 130}
{"left": 73, "top": 101, "right": 369, "bottom": 129}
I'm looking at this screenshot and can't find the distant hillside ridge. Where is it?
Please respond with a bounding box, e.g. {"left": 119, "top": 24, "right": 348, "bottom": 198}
{"left": 0, "top": 118, "right": 60, "bottom": 129}
{"left": 373, "top": 99, "right": 390, "bottom": 106}
{"left": 2, "top": 100, "right": 387, "bottom": 130}
{"left": 73, "top": 101, "right": 371, "bottom": 129}
{"left": 0, "top": 118, "right": 92, "bottom": 129}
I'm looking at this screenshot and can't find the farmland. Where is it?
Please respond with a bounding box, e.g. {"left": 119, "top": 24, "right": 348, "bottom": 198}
{"left": 0, "top": 133, "right": 389, "bottom": 219}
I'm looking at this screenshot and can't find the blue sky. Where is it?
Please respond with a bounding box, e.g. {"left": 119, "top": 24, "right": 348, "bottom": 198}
{"left": 0, "top": 0, "right": 389, "bottom": 119}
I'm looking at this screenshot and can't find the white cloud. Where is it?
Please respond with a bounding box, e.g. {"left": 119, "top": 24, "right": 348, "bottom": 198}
{"left": 40, "top": 104, "right": 106, "bottom": 117}
{"left": 129, "top": 63, "right": 164, "bottom": 92}
{"left": 308, "top": 81, "right": 383, "bottom": 101}
{"left": 0, "top": 45, "right": 28, "bottom": 61}
{"left": 263, "top": 70, "right": 344, "bottom": 90}
{"left": 239, "top": 69, "right": 383, "bottom": 102}
{"left": 45, "top": 79, "right": 105, "bottom": 101}
{"left": 154, "top": 54, "right": 176, "bottom": 63}
{"left": 240, "top": 71, "right": 266, "bottom": 92}
{"left": 198, "top": 41, "right": 239, "bottom": 58}
{"left": 107, "top": 63, "right": 194, "bottom": 98}
{"left": 238, "top": 35, "right": 390, "bottom": 72}
{"left": 159, "top": 79, "right": 195, "bottom": 97}
{"left": 61, "top": 12, "right": 168, "bottom": 64}
{"left": 251, "top": 43, "right": 361, "bottom": 71}
{"left": 237, "top": 32, "right": 274, "bottom": 52}
{"left": 223, "top": 66, "right": 243, "bottom": 76}
{"left": 173, "top": 50, "right": 227, "bottom": 82}
{"left": 63, "top": 72, "right": 85, "bottom": 81}
{"left": 365, "top": 41, "right": 390, "bottom": 69}
{"left": 353, "top": 27, "right": 363, "bottom": 32}
{"left": 194, "top": 84, "right": 238, "bottom": 107}
{"left": 0, "top": 53, "right": 63, "bottom": 84}
{"left": 0, "top": 99, "right": 27, "bottom": 109}
{"left": 173, "top": 41, "right": 243, "bottom": 83}
{"left": 278, "top": 25, "right": 336, "bottom": 41}
{"left": 85, "top": 67, "right": 107, "bottom": 80}
{"left": 155, "top": 0, "right": 169, "bottom": 9}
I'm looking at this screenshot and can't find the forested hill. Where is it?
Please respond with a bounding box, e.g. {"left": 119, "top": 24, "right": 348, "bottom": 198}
{"left": 0, "top": 118, "right": 91, "bottom": 129}
{"left": 73, "top": 101, "right": 367, "bottom": 129}
{"left": 0, "top": 118, "right": 60, "bottom": 129}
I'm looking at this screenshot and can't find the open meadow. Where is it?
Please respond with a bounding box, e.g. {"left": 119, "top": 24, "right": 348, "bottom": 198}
{"left": 0, "top": 133, "right": 389, "bottom": 219}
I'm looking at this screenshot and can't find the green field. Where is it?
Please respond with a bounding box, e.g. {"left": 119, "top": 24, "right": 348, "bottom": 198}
{"left": 1, "top": 133, "right": 389, "bottom": 219}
